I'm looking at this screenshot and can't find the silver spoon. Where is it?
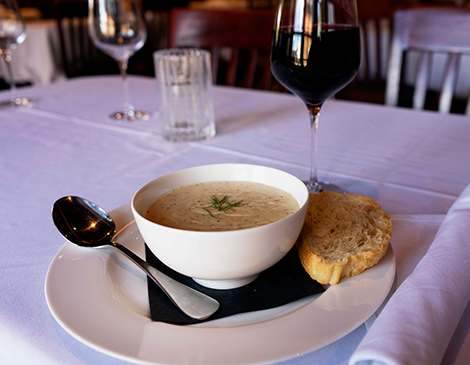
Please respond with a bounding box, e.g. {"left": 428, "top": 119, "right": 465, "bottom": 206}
{"left": 52, "top": 196, "right": 220, "bottom": 320}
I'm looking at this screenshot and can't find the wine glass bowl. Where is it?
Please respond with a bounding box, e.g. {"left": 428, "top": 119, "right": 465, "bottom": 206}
{"left": 271, "top": 0, "right": 360, "bottom": 193}
{"left": 88, "top": 0, "right": 150, "bottom": 121}
{"left": 0, "top": 0, "right": 34, "bottom": 107}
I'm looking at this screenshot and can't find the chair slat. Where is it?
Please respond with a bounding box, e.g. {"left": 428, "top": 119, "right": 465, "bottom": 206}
{"left": 210, "top": 47, "right": 220, "bottom": 83}
{"left": 439, "top": 53, "right": 460, "bottom": 114}
{"left": 385, "top": 40, "right": 402, "bottom": 106}
{"left": 244, "top": 49, "right": 259, "bottom": 88}
{"left": 365, "top": 19, "right": 378, "bottom": 81}
{"left": 379, "top": 18, "right": 391, "bottom": 80}
{"left": 357, "top": 25, "right": 367, "bottom": 81}
{"left": 72, "top": 18, "right": 82, "bottom": 73}
{"left": 226, "top": 49, "right": 239, "bottom": 86}
{"left": 79, "top": 18, "right": 89, "bottom": 65}
{"left": 59, "top": 18, "right": 72, "bottom": 76}
{"left": 413, "top": 51, "right": 431, "bottom": 110}
{"left": 262, "top": 65, "right": 272, "bottom": 91}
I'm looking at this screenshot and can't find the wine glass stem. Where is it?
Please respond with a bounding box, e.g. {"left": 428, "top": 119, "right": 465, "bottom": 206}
{"left": 307, "top": 105, "right": 322, "bottom": 193}
{"left": 2, "top": 50, "right": 18, "bottom": 103}
{"left": 118, "top": 59, "right": 133, "bottom": 114}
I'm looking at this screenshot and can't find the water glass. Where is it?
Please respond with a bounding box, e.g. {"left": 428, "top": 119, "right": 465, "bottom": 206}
{"left": 154, "top": 48, "right": 215, "bottom": 142}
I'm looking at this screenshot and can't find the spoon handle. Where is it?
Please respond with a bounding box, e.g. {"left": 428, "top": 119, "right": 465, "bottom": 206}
{"left": 110, "top": 241, "right": 220, "bottom": 320}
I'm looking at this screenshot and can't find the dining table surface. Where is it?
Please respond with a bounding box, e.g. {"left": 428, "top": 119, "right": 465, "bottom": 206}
{"left": 1, "top": 75, "right": 470, "bottom": 365}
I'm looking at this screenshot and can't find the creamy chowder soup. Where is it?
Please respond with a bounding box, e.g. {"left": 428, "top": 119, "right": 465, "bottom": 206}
{"left": 145, "top": 181, "right": 299, "bottom": 231}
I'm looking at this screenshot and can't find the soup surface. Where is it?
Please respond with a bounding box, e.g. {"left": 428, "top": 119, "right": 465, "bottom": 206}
{"left": 145, "top": 181, "right": 299, "bottom": 231}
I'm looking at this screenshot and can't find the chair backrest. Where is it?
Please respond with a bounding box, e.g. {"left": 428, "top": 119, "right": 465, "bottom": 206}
{"left": 55, "top": 0, "right": 119, "bottom": 80}
{"left": 385, "top": 8, "right": 470, "bottom": 114}
{"left": 356, "top": 0, "right": 395, "bottom": 84}
{"left": 57, "top": 17, "right": 114, "bottom": 78}
{"left": 54, "top": 0, "right": 115, "bottom": 78}
{"left": 145, "top": 10, "right": 169, "bottom": 52}
{"left": 168, "top": 7, "right": 276, "bottom": 90}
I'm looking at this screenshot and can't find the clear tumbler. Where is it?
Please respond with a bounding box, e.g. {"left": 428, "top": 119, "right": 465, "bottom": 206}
{"left": 154, "top": 48, "right": 216, "bottom": 142}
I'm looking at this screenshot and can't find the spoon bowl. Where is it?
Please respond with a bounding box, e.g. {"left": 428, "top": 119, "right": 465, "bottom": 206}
{"left": 52, "top": 196, "right": 219, "bottom": 320}
{"left": 52, "top": 196, "right": 115, "bottom": 247}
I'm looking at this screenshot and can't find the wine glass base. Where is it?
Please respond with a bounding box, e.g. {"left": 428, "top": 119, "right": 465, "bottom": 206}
{"left": 111, "top": 110, "right": 151, "bottom": 121}
{"left": 304, "top": 180, "right": 347, "bottom": 194}
{"left": 0, "top": 97, "right": 35, "bottom": 108}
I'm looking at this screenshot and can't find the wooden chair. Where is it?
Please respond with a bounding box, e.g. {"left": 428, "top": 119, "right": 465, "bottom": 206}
{"left": 335, "top": 0, "right": 404, "bottom": 105}
{"left": 385, "top": 8, "right": 470, "bottom": 114}
{"left": 55, "top": 0, "right": 117, "bottom": 78}
{"left": 137, "top": 10, "right": 170, "bottom": 76}
{"left": 168, "top": 7, "right": 276, "bottom": 90}
{"left": 355, "top": 0, "right": 398, "bottom": 87}
{"left": 336, "top": 15, "right": 393, "bottom": 104}
{"left": 57, "top": 16, "right": 117, "bottom": 78}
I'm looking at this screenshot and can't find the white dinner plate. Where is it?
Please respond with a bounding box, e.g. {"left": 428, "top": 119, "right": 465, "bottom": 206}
{"left": 45, "top": 203, "right": 396, "bottom": 365}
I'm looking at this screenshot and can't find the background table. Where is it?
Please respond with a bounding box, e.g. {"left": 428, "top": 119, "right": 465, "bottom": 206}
{"left": 1, "top": 76, "right": 469, "bottom": 364}
{"left": 0, "top": 19, "right": 65, "bottom": 86}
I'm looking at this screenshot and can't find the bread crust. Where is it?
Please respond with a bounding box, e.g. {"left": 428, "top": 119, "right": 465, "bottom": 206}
{"left": 296, "top": 192, "right": 392, "bottom": 285}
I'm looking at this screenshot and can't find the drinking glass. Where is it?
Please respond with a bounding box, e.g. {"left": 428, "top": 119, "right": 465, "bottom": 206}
{"left": 154, "top": 48, "right": 216, "bottom": 142}
{"left": 88, "top": 0, "right": 150, "bottom": 120}
{"left": 271, "top": 0, "right": 360, "bottom": 193}
{"left": 0, "top": 0, "right": 34, "bottom": 107}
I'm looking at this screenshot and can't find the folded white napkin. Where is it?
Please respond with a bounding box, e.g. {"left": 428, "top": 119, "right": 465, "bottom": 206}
{"left": 350, "top": 184, "right": 470, "bottom": 365}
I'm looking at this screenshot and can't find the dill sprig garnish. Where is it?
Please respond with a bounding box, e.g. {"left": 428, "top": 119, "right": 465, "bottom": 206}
{"left": 203, "top": 195, "right": 244, "bottom": 218}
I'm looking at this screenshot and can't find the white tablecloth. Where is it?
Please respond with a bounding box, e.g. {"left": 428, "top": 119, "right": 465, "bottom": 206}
{"left": 0, "top": 19, "right": 64, "bottom": 86}
{"left": 1, "top": 76, "right": 469, "bottom": 364}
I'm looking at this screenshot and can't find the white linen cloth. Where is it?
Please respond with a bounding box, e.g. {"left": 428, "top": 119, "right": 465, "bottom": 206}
{"left": 350, "top": 184, "right": 470, "bottom": 365}
{"left": 1, "top": 76, "right": 470, "bottom": 364}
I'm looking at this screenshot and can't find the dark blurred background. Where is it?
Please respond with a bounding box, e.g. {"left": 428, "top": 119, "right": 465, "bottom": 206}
{"left": 4, "top": 0, "right": 470, "bottom": 113}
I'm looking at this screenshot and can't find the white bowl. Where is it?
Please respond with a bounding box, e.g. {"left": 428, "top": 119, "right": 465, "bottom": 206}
{"left": 131, "top": 164, "right": 309, "bottom": 289}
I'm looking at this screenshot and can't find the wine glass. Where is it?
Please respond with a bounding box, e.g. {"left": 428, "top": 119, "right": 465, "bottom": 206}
{"left": 271, "top": 0, "right": 360, "bottom": 193}
{"left": 88, "top": 0, "right": 150, "bottom": 121}
{"left": 0, "top": 0, "right": 34, "bottom": 107}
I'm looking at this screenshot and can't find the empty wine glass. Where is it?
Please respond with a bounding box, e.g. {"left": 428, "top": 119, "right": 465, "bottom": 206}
{"left": 0, "top": 0, "right": 34, "bottom": 107}
{"left": 88, "top": 0, "right": 150, "bottom": 121}
{"left": 271, "top": 0, "right": 361, "bottom": 193}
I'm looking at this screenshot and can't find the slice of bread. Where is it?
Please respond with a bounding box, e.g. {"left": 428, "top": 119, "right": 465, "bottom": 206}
{"left": 296, "top": 192, "right": 392, "bottom": 285}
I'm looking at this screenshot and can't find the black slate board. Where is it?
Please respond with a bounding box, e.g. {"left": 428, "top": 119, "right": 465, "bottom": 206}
{"left": 146, "top": 245, "right": 325, "bottom": 325}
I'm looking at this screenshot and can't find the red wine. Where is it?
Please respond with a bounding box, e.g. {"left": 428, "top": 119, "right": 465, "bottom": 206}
{"left": 271, "top": 25, "right": 360, "bottom": 107}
